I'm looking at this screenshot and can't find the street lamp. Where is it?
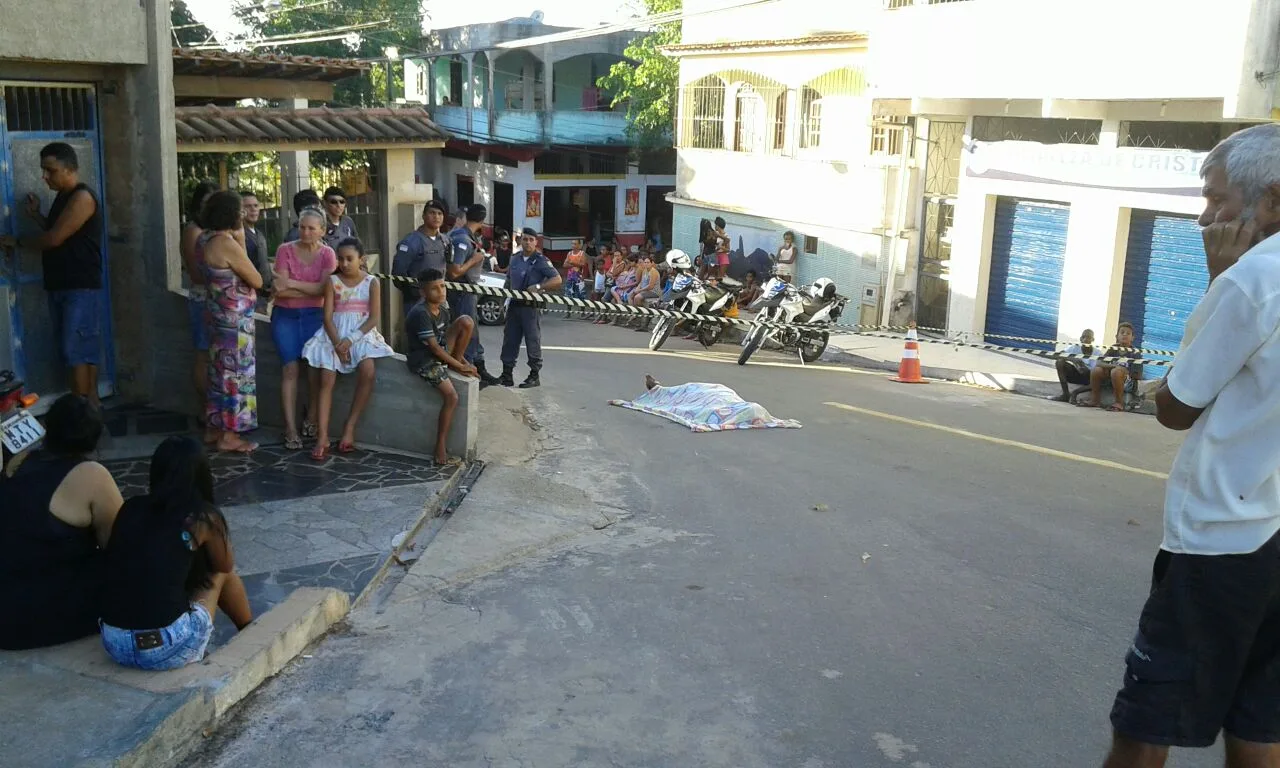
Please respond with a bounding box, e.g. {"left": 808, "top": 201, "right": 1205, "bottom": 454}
{"left": 383, "top": 46, "right": 400, "bottom": 107}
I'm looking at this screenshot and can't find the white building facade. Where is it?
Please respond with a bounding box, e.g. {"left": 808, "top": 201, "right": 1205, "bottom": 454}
{"left": 669, "top": 1, "right": 921, "bottom": 326}
{"left": 869, "top": 0, "right": 1280, "bottom": 359}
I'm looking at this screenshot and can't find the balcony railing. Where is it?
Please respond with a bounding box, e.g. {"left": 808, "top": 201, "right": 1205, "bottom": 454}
{"left": 430, "top": 105, "right": 631, "bottom": 146}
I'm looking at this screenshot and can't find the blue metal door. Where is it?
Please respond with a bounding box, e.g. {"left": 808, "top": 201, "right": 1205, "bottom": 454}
{"left": 0, "top": 83, "right": 114, "bottom": 398}
{"left": 984, "top": 197, "right": 1070, "bottom": 348}
{"left": 1120, "top": 211, "right": 1207, "bottom": 375}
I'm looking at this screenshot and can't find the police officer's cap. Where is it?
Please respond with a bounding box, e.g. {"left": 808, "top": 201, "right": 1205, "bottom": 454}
{"left": 465, "top": 204, "right": 487, "bottom": 222}
{"left": 520, "top": 227, "right": 539, "bottom": 238}
{"left": 424, "top": 199, "right": 447, "bottom": 214}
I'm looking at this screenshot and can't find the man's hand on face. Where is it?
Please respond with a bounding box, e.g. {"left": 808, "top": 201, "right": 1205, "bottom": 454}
{"left": 1203, "top": 218, "right": 1258, "bottom": 279}
{"left": 24, "top": 193, "right": 40, "bottom": 218}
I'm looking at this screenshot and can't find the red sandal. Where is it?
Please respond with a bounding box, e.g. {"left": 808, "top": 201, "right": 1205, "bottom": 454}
{"left": 337, "top": 441, "right": 357, "bottom": 454}
{"left": 310, "top": 443, "right": 329, "bottom": 462}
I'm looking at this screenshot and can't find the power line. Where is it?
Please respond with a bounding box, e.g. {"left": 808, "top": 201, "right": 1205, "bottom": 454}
{"left": 185, "top": 19, "right": 392, "bottom": 50}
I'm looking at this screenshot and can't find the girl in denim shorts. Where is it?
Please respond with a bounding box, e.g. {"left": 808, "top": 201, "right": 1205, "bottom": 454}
{"left": 98, "top": 437, "right": 252, "bottom": 670}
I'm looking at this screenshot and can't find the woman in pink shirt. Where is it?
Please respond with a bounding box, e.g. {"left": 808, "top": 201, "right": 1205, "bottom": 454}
{"left": 271, "top": 208, "right": 337, "bottom": 450}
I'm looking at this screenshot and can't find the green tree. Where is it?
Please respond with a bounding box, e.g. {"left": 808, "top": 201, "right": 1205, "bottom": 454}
{"left": 596, "top": 0, "right": 680, "bottom": 149}
{"left": 244, "top": 0, "right": 425, "bottom": 108}
{"left": 170, "top": 0, "right": 212, "bottom": 47}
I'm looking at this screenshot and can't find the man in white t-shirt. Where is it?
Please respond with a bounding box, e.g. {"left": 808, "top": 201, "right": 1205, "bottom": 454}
{"left": 1104, "top": 123, "right": 1280, "bottom": 767}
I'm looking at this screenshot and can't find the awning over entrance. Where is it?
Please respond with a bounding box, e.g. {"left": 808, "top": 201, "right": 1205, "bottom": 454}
{"left": 175, "top": 106, "right": 450, "bottom": 152}
{"left": 172, "top": 48, "right": 372, "bottom": 104}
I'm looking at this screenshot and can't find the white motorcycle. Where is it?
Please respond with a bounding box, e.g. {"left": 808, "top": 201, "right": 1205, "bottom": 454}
{"left": 737, "top": 276, "right": 846, "bottom": 366}
{"left": 648, "top": 249, "right": 740, "bottom": 351}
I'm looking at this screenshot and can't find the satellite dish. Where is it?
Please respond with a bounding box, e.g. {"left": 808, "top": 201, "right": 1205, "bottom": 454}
{"left": 531, "top": 10, "right": 545, "bottom": 22}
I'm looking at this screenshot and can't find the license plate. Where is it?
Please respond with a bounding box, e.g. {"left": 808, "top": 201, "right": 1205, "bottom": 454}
{"left": 2, "top": 410, "right": 44, "bottom": 454}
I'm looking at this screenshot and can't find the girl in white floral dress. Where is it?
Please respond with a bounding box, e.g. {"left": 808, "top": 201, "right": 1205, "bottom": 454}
{"left": 302, "top": 238, "right": 395, "bottom": 460}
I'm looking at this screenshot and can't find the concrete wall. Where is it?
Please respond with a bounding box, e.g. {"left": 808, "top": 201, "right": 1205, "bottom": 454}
{"left": 869, "top": 0, "right": 1279, "bottom": 119}
{"left": 672, "top": 200, "right": 892, "bottom": 326}
{"left": 676, "top": 149, "right": 910, "bottom": 237}
{"left": 680, "top": 0, "right": 877, "bottom": 45}
{"left": 253, "top": 318, "right": 478, "bottom": 459}
{"left": 0, "top": 0, "right": 148, "bottom": 65}
{"left": 147, "top": 292, "right": 477, "bottom": 459}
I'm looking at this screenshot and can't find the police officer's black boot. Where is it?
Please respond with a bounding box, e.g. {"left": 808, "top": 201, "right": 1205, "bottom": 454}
{"left": 476, "top": 362, "right": 501, "bottom": 389}
{"left": 499, "top": 365, "right": 515, "bottom": 387}
{"left": 518, "top": 369, "right": 541, "bottom": 389}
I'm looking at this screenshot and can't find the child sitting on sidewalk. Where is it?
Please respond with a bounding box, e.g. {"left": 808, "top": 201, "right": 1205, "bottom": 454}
{"left": 405, "top": 268, "right": 477, "bottom": 465}
{"left": 302, "top": 238, "right": 396, "bottom": 460}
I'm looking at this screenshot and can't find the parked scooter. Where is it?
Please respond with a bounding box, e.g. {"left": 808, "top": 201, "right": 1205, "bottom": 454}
{"left": 737, "top": 275, "right": 846, "bottom": 366}
{"left": 648, "top": 249, "right": 741, "bottom": 351}
{"left": 1, "top": 370, "right": 42, "bottom": 476}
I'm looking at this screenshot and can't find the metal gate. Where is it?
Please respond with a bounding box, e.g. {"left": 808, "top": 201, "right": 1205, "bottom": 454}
{"left": 0, "top": 82, "right": 113, "bottom": 397}
{"left": 1119, "top": 211, "right": 1207, "bottom": 374}
{"left": 915, "top": 120, "right": 965, "bottom": 330}
{"left": 984, "top": 197, "right": 1070, "bottom": 348}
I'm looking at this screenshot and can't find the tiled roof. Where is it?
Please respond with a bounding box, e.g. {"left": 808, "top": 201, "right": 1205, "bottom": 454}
{"left": 174, "top": 106, "right": 450, "bottom": 148}
{"left": 171, "top": 48, "right": 372, "bottom": 81}
{"left": 664, "top": 32, "right": 868, "bottom": 54}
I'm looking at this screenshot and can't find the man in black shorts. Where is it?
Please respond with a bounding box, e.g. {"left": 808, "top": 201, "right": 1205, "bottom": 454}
{"left": 1102, "top": 123, "right": 1280, "bottom": 767}
{"left": 1052, "top": 328, "right": 1097, "bottom": 402}
{"left": 404, "top": 269, "right": 476, "bottom": 465}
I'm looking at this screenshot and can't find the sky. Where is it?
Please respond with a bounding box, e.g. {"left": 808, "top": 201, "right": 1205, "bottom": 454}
{"left": 183, "top": 0, "right": 641, "bottom": 48}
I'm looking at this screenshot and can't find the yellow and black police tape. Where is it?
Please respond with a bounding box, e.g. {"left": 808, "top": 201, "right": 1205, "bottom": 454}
{"left": 377, "top": 272, "right": 1174, "bottom": 368}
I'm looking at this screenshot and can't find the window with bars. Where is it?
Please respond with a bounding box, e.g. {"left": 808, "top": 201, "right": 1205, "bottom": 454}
{"left": 1119, "top": 121, "right": 1251, "bottom": 150}
{"left": 734, "top": 86, "right": 763, "bottom": 153}
{"left": 971, "top": 116, "right": 1101, "bottom": 145}
{"left": 678, "top": 75, "right": 726, "bottom": 150}
{"left": 799, "top": 87, "right": 822, "bottom": 149}
{"left": 2, "top": 85, "right": 95, "bottom": 132}
{"left": 773, "top": 91, "right": 788, "bottom": 151}
{"left": 872, "top": 116, "right": 916, "bottom": 157}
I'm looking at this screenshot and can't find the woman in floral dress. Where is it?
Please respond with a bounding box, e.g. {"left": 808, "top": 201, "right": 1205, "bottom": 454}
{"left": 199, "top": 191, "right": 263, "bottom": 453}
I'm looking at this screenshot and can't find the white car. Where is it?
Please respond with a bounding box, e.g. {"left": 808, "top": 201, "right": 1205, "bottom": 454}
{"left": 476, "top": 271, "right": 507, "bottom": 326}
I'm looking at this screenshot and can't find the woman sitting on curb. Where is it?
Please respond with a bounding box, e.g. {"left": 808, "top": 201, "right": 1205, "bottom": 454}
{"left": 0, "top": 395, "right": 123, "bottom": 650}
{"left": 99, "top": 437, "right": 252, "bottom": 670}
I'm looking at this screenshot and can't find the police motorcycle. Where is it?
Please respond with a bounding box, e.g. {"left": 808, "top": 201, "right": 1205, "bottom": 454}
{"left": 648, "top": 249, "right": 742, "bottom": 351}
{"left": 737, "top": 275, "right": 847, "bottom": 366}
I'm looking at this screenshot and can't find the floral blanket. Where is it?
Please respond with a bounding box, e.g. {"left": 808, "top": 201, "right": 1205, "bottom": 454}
{"left": 608, "top": 382, "right": 802, "bottom": 432}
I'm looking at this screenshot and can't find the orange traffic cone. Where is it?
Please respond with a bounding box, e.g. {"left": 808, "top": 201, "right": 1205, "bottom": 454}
{"left": 891, "top": 326, "right": 928, "bottom": 384}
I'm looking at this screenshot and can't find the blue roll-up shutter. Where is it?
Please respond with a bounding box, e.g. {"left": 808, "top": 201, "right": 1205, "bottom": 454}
{"left": 1120, "top": 211, "right": 1208, "bottom": 376}
{"left": 984, "top": 198, "right": 1070, "bottom": 348}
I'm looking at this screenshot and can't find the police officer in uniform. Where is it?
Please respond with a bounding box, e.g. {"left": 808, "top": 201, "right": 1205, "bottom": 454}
{"left": 448, "top": 204, "right": 499, "bottom": 387}
{"left": 502, "top": 228, "right": 562, "bottom": 388}
{"left": 392, "top": 199, "right": 452, "bottom": 311}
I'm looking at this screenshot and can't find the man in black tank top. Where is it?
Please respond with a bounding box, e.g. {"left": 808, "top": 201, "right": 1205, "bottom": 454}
{"left": 0, "top": 143, "right": 103, "bottom": 407}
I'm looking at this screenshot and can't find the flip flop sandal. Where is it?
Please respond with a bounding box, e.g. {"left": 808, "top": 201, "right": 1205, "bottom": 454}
{"left": 310, "top": 443, "right": 329, "bottom": 462}
{"left": 302, "top": 421, "right": 318, "bottom": 439}
{"left": 285, "top": 436, "right": 304, "bottom": 450}
{"left": 433, "top": 456, "right": 463, "bottom": 468}
{"left": 220, "top": 441, "right": 258, "bottom": 454}
{"left": 337, "top": 441, "right": 357, "bottom": 454}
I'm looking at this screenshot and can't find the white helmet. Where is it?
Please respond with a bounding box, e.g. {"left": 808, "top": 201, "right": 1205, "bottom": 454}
{"left": 666, "top": 248, "right": 692, "bottom": 270}
{"left": 810, "top": 277, "right": 837, "bottom": 300}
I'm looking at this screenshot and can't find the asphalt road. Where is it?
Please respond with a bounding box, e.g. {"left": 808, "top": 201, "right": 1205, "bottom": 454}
{"left": 191, "top": 316, "right": 1218, "bottom": 768}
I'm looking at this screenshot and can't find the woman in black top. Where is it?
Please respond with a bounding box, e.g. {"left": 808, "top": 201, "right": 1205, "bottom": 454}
{"left": 99, "top": 437, "right": 252, "bottom": 670}
{"left": 0, "top": 394, "right": 122, "bottom": 650}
